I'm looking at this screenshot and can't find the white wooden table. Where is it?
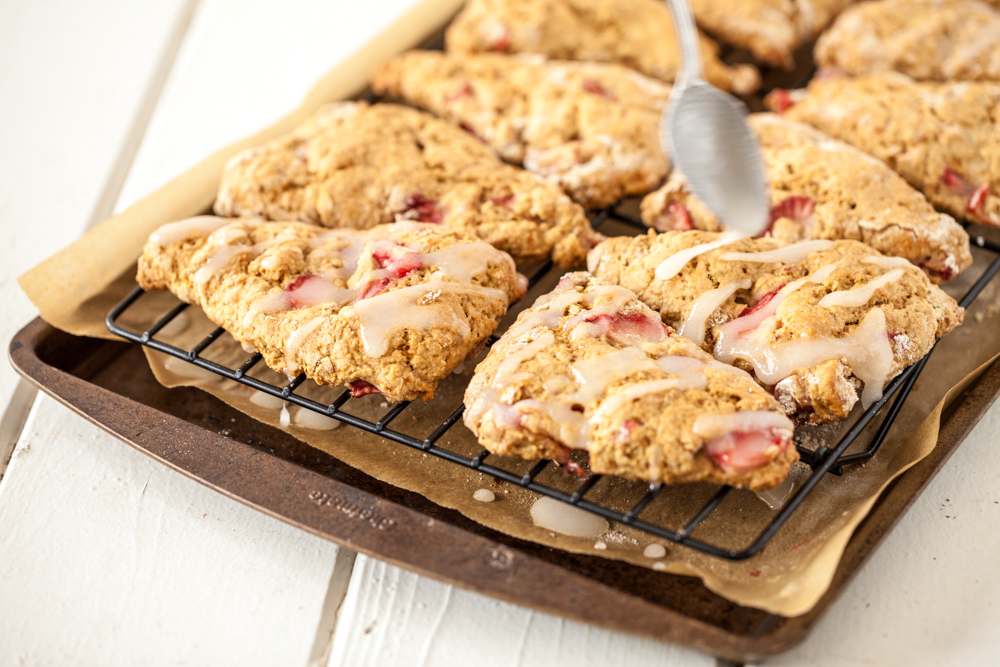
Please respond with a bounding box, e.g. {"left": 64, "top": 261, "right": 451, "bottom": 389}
{"left": 2, "top": 2, "right": 999, "bottom": 665}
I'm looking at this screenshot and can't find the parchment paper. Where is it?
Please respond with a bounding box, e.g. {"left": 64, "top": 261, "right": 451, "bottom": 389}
{"left": 18, "top": 0, "right": 1000, "bottom": 617}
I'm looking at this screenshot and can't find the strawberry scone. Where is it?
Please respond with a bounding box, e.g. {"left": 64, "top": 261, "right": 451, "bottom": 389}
{"left": 444, "top": 0, "right": 761, "bottom": 95}
{"left": 688, "top": 0, "right": 856, "bottom": 69}
{"left": 371, "top": 51, "right": 671, "bottom": 209}
{"left": 641, "top": 113, "right": 972, "bottom": 283}
{"left": 463, "top": 272, "right": 797, "bottom": 490}
{"left": 214, "top": 102, "right": 600, "bottom": 268}
{"left": 588, "top": 232, "right": 963, "bottom": 424}
{"left": 815, "top": 0, "right": 1000, "bottom": 82}
{"left": 137, "top": 218, "right": 526, "bottom": 402}
{"left": 771, "top": 73, "right": 1000, "bottom": 228}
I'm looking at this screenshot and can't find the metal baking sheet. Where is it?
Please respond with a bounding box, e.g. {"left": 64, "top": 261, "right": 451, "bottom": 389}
{"left": 10, "top": 317, "right": 999, "bottom": 661}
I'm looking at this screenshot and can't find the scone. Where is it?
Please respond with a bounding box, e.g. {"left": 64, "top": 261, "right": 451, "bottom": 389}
{"left": 371, "top": 51, "right": 671, "bottom": 209}
{"left": 815, "top": 0, "right": 1000, "bottom": 82}
{"left": 689, "top": 0, "right": 856, "bottom": 69}
{"left": 640, "top": 113, "right": 972, "bottom": 283}
{"left": 588, "top": 231, "right": 963, "bottom": 424}
{"left": 214, "top": 101, "right": 601, "bottom": 268}
{"left": 137, "top": 217, "right": 526, "bottom": 402}
{"left": 464, "top": 272, "right": 797, "bottom": 490}
{"left": 445, "top": 0, "right": 761, "bottom": 95}
{"left": 770, "top": 73, "right": 1000, "bottom": 228}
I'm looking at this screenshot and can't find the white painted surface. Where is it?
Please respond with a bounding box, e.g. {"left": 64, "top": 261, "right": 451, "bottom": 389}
{"left": 0, "top": 395, "right": 344, "bottom": 666}
{"left": 2, "top": 0, "right": 1000, "bottom": 665}
{"left": 328, "top": 555, "right": 715, "bottom": 667}
{"left": 0, "top": 0, "right": 190, "bottom": 436}
{"left": 114, "top": 0, "right": 427, "bottom": 212}
{"left": 754, "top": 404, "right": 1000, "bottom": 667}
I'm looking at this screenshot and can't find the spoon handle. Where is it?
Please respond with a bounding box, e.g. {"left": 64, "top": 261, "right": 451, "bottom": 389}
{"left": 664, "top": 0, "right": 703, "bottom": 85}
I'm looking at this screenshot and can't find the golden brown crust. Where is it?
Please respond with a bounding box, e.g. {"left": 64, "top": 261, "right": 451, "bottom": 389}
{"left": 815, "top": 0, "right": 1000, "bottom": 82}
{"left": 690, "top": 0, "right": 856, "bottom": 69}
{"left": 464, "top": 272, "right": 797, "bottom": 490}
{"left": 640, "top": 113, "right": 972, "bottom": 283}
{"left": 444, "top": 0, "right": 761, "bottom": 94}
{"left": 138, "top": 218, "right": 525, "bottom": 402}
{"left": 371, "top": 51, "right": 671, "bottom": 209}
{"left": 776, "top": 73, "right": 1000, "bottom": 228}
{"left": 215, "top": 101, "right": 600, "bottom": 268}
{"left": 589, "top": 231, "right": 963, "bottom": 423}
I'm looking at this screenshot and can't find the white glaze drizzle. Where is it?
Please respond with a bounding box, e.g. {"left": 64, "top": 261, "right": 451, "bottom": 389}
{"left": 284, "top": 316, "right": 325, "bottom": 371}
{"left": 678, "top": 279, "right": 751, "bottom": 346}
{"left": 715, "top": 307, "right": 894, "bottom": 407}
{"left": 425, "top": 242, "right": 516, "bottom": 282}
{"left": 862, "top": 255, "right": 912, "bottom": 269}
{"left": 150, "top": 216, "right": 231, "bottom": 246}
{"left": 194, "top": 243, "right": 251, "bottom": 284}
{"left": 718, "top": 239, "right": 835, "bottom": 264}
{"left": 352, "top": 281, "right": 505, "bottom": 357}
{"left": 242, "top": 277, "right": 355, "bottom": 327}
{"left": 818, "top": 269, "right": 903, "bottom": 309}
{"left": 591, "top": 375, "right": 706, "bottom": 423}
{"left": 692, "top": 411, "right": 794, "bottom": 439}
{"left": 654, "top": 231, "right": 744, "bottom": 282}
{"left": 570, "top": 348, "right": 655, "bottom": 404}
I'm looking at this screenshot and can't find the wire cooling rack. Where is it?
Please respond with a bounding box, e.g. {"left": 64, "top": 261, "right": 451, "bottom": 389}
{"left": 106, "top": 208, "right": 1000, "bottom": 560}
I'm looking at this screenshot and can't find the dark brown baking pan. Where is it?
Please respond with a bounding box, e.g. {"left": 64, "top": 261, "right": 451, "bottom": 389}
{"left": 10, "top": 315, "right": 1000, "bottom": 662}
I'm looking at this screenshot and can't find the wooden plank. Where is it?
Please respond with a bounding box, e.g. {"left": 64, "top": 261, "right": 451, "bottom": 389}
{"left": 114, "top": 0, "right": 430, "bottom": 211}
{"left": 752, "top": 407, "right": 1000, "bottom": 667}
{"left": 0, "top": 0, "right": 193, "bottom": 467}
{"left": 1, "top": 1, "right": 438, "bottom": 664}
{"left": 0, "top": 395, "right": 345, "bottom": 666}
{"left": 327, "top": 555, "right": 716, "bottom": 667}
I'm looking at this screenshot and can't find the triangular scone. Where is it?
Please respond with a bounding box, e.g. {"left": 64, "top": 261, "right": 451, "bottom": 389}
{"left": 815, "top": 0, "right": 1000, "bottom": 82}
{"left": 464, "top": 273, "right": 797, "bottom": 490}
{"left": 771, "top": 73, "right": 1000, "bottom": 228}
{"left": 214, "top": 102, "right": 600, "bottom": 268}
{"left": 137, "top": 218, "right": 526, "bottom": 402}
{"left": 640, "top": 113, "right": 972, "bottom": 283}
{"left": 689, "top": 0, "right": 855, "bottom": 69}
{"left": 372, "top": 52, "right": 671, "bottom": 209}
{"left": 444, "top": 0, "right": 761, "bottom": 95}
{"left": 588, "top": 232, "right": 963, "bottom": 424}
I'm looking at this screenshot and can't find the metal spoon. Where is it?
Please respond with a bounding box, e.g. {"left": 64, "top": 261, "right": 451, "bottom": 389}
{"left": 661, "top": 0, "right": 768, "bottom": 236}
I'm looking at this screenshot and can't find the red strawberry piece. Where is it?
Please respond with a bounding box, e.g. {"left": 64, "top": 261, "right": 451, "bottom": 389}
{"left": 444, "top": 81, "right": 473, "bottom": 104}
{"left": 618, "top": 419, "right": 641, "bottom": 440}
{"left": 768, "top": 196, "right": 815, "bottom": 233}
{"left": 402, "top": 194, "right": 443, "bottom": 224}
{"left": 489, "top": 194, "right": 515, "bottom": 208}
{"left": 490, "top": 29, "right": 510, "bottom": 52}
{"left": 738, "top": 287, "right": 781, "bottom": 319}
{"left": 581, "top": 78, "right": 618, "bottom": 102}
{"left": 555, "top": 448, "right": 589, "bottom": 478}
{"left": 583, "top": 312, "right": 670, "bottom": 344}
{"left": 940, "top": 166, "right": 975, "bottom": 197}
{"left": 285, "top": 273, "right": 315, "bottom": 293}
{"left": 349, "top": 380, "right": 383, "bottom": 398}
{"left": 666, "top": 201, "right": 694, "bottom": 231}
{"left": 767, "top": 89, "right": 795, "bottom": 114}
{"left": 284, "top": 273, "right": 325, "bottom": 308}
{"left": 967, "top": 183, "right": 991, "bottom": 222}
{"left": 371, "top": 240, "right": 423, "bottom": 278}
{"left": 702, "top": 427, "right": 790, "bottom": 474}
{"left": 353, "top": 277, "right": 393, "bottom": 302}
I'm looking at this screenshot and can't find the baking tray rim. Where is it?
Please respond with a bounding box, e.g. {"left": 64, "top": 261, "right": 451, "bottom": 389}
{"left": 10, "top": 314, "right": 1000, "bottom": 661}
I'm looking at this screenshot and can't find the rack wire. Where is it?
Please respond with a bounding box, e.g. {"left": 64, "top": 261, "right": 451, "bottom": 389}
{"left": 106, "top": 208, "right": 1000, "bottom": 560}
